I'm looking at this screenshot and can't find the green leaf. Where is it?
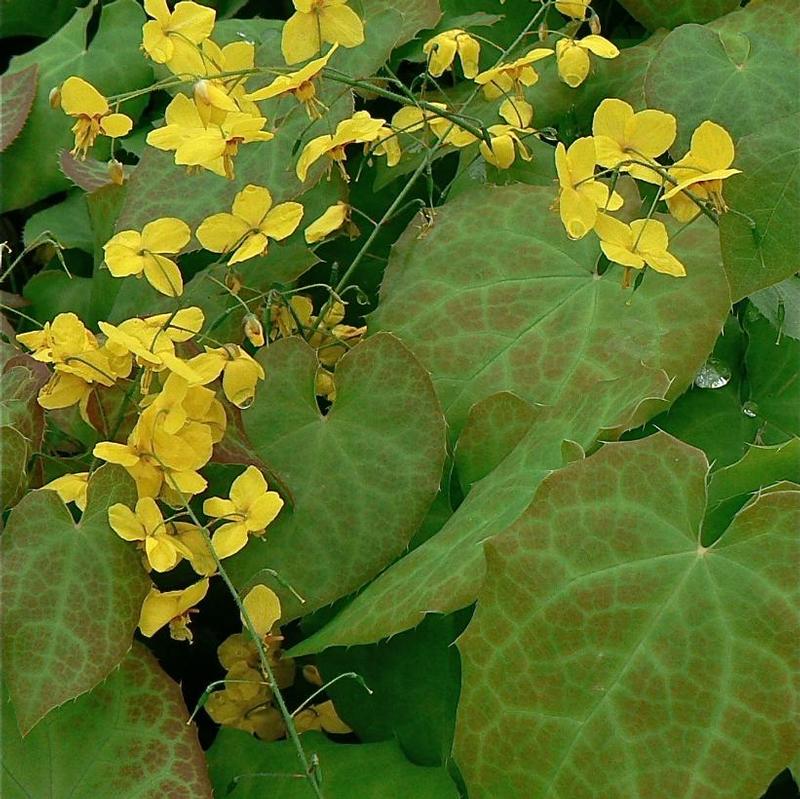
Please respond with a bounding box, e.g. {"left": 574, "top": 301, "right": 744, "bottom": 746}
{"left": 313, "top": 612, "right": 467, "bottom": 766}
{"left": 225, "top": 333, "right": 447, "bottom": 619}
{"left": 745, "top": 311, "right": 800, "bottom": 443}
{"left": 23, "top": 271, "right": 94, "bottom": 325}
{"left": 0, "top": 0, "right": 80, "bottom": 38}
{"left": 617, "top": 0, "right": 739, "bottom": 29}
{"left": 455, "top": 433, "right": 799, "bottom": 799}
{"left": 453, "top": 391, "right": 540, "bottom": 492}
{"left": 0, "top": 465, "right": 150, "bottom": 734}
{"left": 709, "top": 0, "right": 800, "bottom": 55}
{"left": 370, "top": 184, "right": 730, "bottom": 437}
{"left": 1, "top": 644, "right": 212, "bottom": 797}
{"left": 718, "top": 113, "right": 800, "bottom": 301}
{"left": 0, "top": 0, "right": 153, "bottom": 211}
{"left": 644, "top": 24, "right": 799, "bottom": 152}
{"left": 206, "top": 730, "right": 458, "bottom": 799}
{"left": 24, "top": 190, "right": 93, "bottom": 253}
{"left": 0, "top": 427, "right": 29, "bottom": 511}
{"left": 292, "top": 371, "right": 669, "bottom": 654}
{"left": 703, "top": 438, "right": 800, "bottom": 544}
{"left": 0, "top": 64, "right": 38, "bottom": 152}
{"left": 750, "top": 276, "right": 800, "bottom": 342}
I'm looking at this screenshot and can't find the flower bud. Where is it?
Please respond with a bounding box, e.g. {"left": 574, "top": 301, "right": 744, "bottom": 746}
{"left": 49, "top": 85, "right": 62, "bottom": 109}
{"left": 243, "top": 313, "right": 265, "bottom": 347}
{"left": 108, "top": 158, "right": 125, "bottom": 185}
{"left": 302, "top": 665, "right": 323, "bottom": 686}
{"left": 538, "top": 22, "right": 549, "bottom": 42}
{"left": 225, "top": 270, "right": 242, "bottom": 295}
{"left": 588, "top": 12, "right": 602, "bottom": 35}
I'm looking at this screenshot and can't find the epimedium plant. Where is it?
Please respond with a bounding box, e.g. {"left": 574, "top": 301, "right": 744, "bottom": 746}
{"left": 0, "top": 0, "right": 798, "bottom": 797}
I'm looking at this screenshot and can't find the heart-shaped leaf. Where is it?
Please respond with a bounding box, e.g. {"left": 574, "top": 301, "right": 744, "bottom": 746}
{"left": 455, "top": 433, "right": 798, "bottom": 799}
{"left": 618, "top": 0, "right": 738, "bottom": 29}
{"left": 1, "top": 464, "right": 149, "bottom": 734}
{"left": 226, "top": 333, "right": 446, "bottom": 619}
{"left": 2, "top": 644, "right": 212, "bottom": 797}
{"left": 370, "top": 184, "right": 729, "bottom": 438}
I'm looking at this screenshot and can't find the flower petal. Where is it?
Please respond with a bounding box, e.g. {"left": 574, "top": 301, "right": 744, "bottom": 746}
{"left": 319, "top": 4, "right": 365, "bottom": 48}
{"left": 196, "top": 213, "right": 250, "bottom": 254}
{"left": 60, "top": 77, "right": 108, "bottom": 117}
{"left": 211, "top": 521, "right": 249, "bottom": 559}
{"left": 143, "top": 253, "right": 183, "bottom": 297}
{"left": 141, "top": 217, "right": 191, "bottom": 254}
{"left": 260, "top": 202, "right": 304, "bottom": 241}
{"left": 108, "top": 503, "right": 146, "bottom": 541}
{"left": 242, "top": 584, "right": 281, "bottom": 638}
{"left": 100, "top": 113, "right": 133, "bottom": 138}
{"left": 281, "top": 11, "right": 321, "bottom": 64}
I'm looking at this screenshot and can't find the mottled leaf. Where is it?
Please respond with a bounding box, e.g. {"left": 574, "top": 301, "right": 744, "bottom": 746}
{"left": 1, "top": 465, "right": 150, "bottom": 734}
{"left": 455, "top": 433, "right": 799, "bottom": 799}
{"left": 60, "top": 150, "right": 119, "bottom": 192}
{"left": 0, "top": 65, "right": 38, "bottom": 152}
{"left": 207, "top": 730, "right": 458, "bottom": 799}
{"left": 226, "top": 333, "right": 447, "bottom": 619}
{"left": 710, "top": 0, "right": 800, "bottom": 55}
{"left": 0, "top": 426, "right": 28, "bottom": 511}
{"left": 2, "top": 645, "right": 212, "bottom": 797}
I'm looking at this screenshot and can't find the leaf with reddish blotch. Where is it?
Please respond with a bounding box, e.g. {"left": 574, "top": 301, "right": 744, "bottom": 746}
{"left": 1, "top": 464, "right": 150, "bottom": 734}
{"left": 455, "top": 434, "right": 799, "bottom": 799}
{"left": 2, "top": 644, "right": 212, "bottom": 797}
{"left": 59, "top": 150, "right": 121, "bottom": 192}
{"left": 0, "top": 64, "right": 38, "bottom": 151}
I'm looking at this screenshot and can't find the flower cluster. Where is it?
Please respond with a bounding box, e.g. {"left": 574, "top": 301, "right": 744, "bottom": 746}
{"left": 554, "top": 98, "right": 739, "bottom": 283}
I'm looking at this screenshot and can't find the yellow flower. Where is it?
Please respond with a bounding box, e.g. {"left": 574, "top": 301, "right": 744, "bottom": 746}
{"left": 205, "top": 688, "right": 284, "bottom": 740}
{"left": 282, "top": 0, "right": 364, "bottom": 65}
{"left": 390, "top": 104, "right": 476, "bottom": 148}
{"left": 594, "top": 214, "right": 686, "bottom": 278}
{"left": 663, "top": 121, "right": 741, "bottom": 222}
{"left": 294, "top": 700, "right": 352, "bottom": 734}
{"left": 146, "top": 93, "right": 273, "bottom": 179}
{"left": 480, "top": 124, "right": 533, "bottom": 169}
{"left": 59, "top": 77, "right": 132, "bottom": 159}
{"left": 196, "top": 184, "right": 304, "bottom": 266}
{"left": 499, "top": 97, "right": 533, "bottom": 128}
{"left": 99, "top": 309, "right": 204, "bottom": 382}
{"left": 190, "top": 40, "right": 260, "bottom": 124}
{"left": 242, "top": 584, "right": 282, "bottom": 639}
{"left": 170, "top": 522, "right": 217, "bottom": 575}
{"left": 142, "top": 0, "right": 215, "bottom": 65}
{"left": 475, "top": 48, "right": 553, "bottom": 100}
{"left": 243, "top": 313, "right": 266, "bottom": 347}
{"left": 218, "top": 632, "right": 295, "bottom": 687}
{"left": 304, "top": 201, "right": 352, "bottom": 243}
{"left": 189, "top": 344, "right": 265, "bottom": 408}
{"left": 202, "top": 465, "right": 284, "bottom": 558}
{"left": 103, "top": 217, "right": 191, "bottom": 297}
{"left": 592, "top": 98, "right": 676, "bottom": 184}
{"left": 93, "top": 399, "right": 212, "bottom": 499}
{"left": 423, "top": 29, "right": 480, "bottom": 79}
{"left": 555, "top": 136, "right": 623, "bottom": 239}
{"left": 108, "top": 496, "right": 194, "bottom": 572}
{"left": 138, "top": 578, "right": 209, "bottom": 641}
{"left": 296, "top": 110, "right": 386, "bottom": 182}
{"left": 269, "top": 295, "right": 314, "bottom": 339}
{"left": 244, "top": 44, "right": 337, "bottom": 119}
{"left": 555, "top": 36, "right": 619, "bottom": 88}
{"left": 555, "top": 0, "right": 591, "bottom": 19}
{"left": 42, "top": 472, "right": 89, "bottom": 511}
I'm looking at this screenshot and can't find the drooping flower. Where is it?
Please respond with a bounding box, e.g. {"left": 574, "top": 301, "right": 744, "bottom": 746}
{"left": 59, "top": 77, "right": 132, "bottom": 159}
{"left": 146, "top": 93, "right": 273, "bottom": 179}
{"left": 196, "top": 185, "right": 304, "bottom": 266}
{"left": 189, "top": 344, "right": 265, "bottom": 408}
{"left": 304, "top": 201, "right": 354, "bottom": 243}
{"left": 109, "top": 496, "right": 194, "bottom": 572}
{"left": 390, "top": 104, "right": 476, "bottom": 148}
{"left": 242, "top": 584, "right": 282, "bottom": 640}
{"left": 663, "top": 121, "right": 741, "bottom": 222}
{"left": 423, "top": 29, "right": 480, "bottom": 79}
{"left": 282, "top": 0, "right": 364, "bottom": 65}
{"left": 269, "top": 295, "right": 315, "bottom": 339}
{"left": 294, "top": 700, "right": 352, "bottom": 734}
{"left": 202, "top": 465, "right": 284, "bottom": 559}
{"left": 244, "top": 44, "right": 337, "bottom": 119}
{"left": 243, "top": 313, "right": 266, "bottom": 347}
{"left": 555, "top": 0, "right": 591, "bottom": 19}
{"left": 103, "top": 217, "right": 191, "bottom": 297}
{"left": 205, "top": 686, "right": 284, "bottom": 740}
{"left": 296, "top": 111, "right": 386, "bottom": 182}
{"left": 499, "top": 97, "right": 533, "bottom": 128}
{"left": 42, "top": 472, "right": 89, "bottom": 511}
{"left": 480, "top": 124, "right": 534, "bottom": 169}
{"left": 555, "top": 36, "right": 619, "bottom": 88}
{"left": 592, "top": 98, "right": 676, "bottom": 184}
{"left": 594, "top": 214, "right": 686, "bottom": 278}
{"left": 555, "top": 136, "right": 623, "bottom": 239}
{"left": 138, "top": 578, "right": 210, "bottom": 641}
{"left": 475, "top": 48, "right": 553, "bottom": 99}
{"left": 141, "top": 0, "right": 215, "bottom": 65}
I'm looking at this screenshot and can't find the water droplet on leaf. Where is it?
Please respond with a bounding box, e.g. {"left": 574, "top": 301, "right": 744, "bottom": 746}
{"left": 742, "top": 401, "right": 758, "bottom": 418}
{"left": 693, "top": 358, "right": 731, "bottom": 389}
